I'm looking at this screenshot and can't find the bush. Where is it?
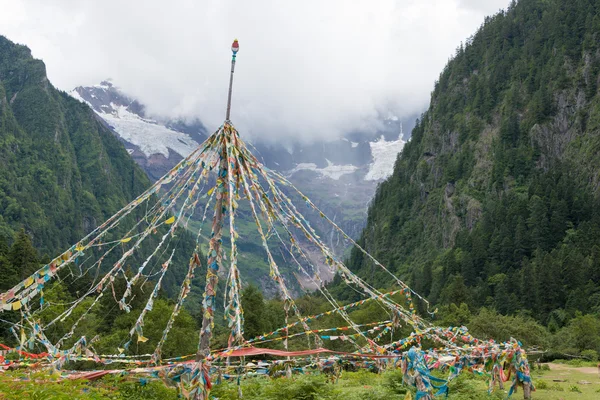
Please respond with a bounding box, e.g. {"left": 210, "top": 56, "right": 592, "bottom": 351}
{"left": 581, "top": 349, "right": 599, "bottom": 362}
{"left": 467, "top": 308, "right": 550, "bottom": 348}
{"left": 535, "top": 380, "right": 548, "bottom": 389}
{"left": 555, "top": 358, "right": 598, "bottom": 367}
{"left": 548, "top": 383, "right": 564, "bottom": 392}
{"left": 342, "top": 370, "right": 376, "bottom": 386}
{"left": 383, "top": 369, "right": 408, "bottom": 394}
{"left": 111, "top": 379, "right": 179, "bottom": 400}
{"left": 262, "top": 375, "right": 334, "bottom": 400}
{"left": 340, "top": 386, "right": 400, "bottom": 400}
{"left": 568, "top": 384, "right": 582, "bottom": 393}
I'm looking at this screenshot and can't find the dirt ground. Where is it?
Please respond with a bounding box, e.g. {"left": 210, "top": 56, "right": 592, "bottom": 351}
{"left": 546, "top": 362, "right": 599, "bottom": 376}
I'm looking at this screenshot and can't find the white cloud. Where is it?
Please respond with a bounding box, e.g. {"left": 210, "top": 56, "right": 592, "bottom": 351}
{"left": 0, "top": 0, "right": 509, "bottom": 141}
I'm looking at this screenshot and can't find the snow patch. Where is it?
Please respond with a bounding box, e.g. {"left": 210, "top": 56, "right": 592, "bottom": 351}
{"left": 70, "top": 86, "right": 198, "bottom": 160}
{"left": 69, "top": 90, "right": 91, "bottom": 107}
{"left": 99, "top": 104, "right": 199, "bottom": 158}
{"left": 364, "top": 135, "right": 405, "bottom": 181}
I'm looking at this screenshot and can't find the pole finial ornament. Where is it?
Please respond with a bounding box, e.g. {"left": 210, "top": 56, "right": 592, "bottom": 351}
{"left": 225, "top": 39, "right": 238, "bottom": 121}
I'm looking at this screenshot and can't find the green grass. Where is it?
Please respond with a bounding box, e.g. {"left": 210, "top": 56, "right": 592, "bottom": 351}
{"left": 529, "top": 365, "right": 600, "bottom": 400}
{"left": 1, "top": 363, "right": 598, "bottom": 399}
{"left": 551, "top": 358, "right": 599, "bottom": 368}
{"left": 213, "top": 369, "right": 502, "bottom": 400}
{"left": 0, "top": 371, "right": 178, "bottom": 400}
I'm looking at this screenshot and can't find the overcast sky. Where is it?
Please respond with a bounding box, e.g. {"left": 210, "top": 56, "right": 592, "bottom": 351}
{"left": 0, "top": 0, "right": 509, "bottom": 141}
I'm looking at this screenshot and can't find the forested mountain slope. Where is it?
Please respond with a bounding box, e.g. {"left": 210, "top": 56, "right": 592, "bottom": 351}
{"left": 0, "top": 35, "right": 205, "bottom": 300}
{"left": 0, "top": 36, "right": 149, "bottom": 255}
{"left": 0, "top": 36, "right": 203, "bottom": 352}
{"left": 344, "top": 0, "right": 600, "bottom": 327}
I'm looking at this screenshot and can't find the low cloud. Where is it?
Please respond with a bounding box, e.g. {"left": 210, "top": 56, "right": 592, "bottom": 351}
{"left": 0, "top": 0, "right": 509, "bottom": 141}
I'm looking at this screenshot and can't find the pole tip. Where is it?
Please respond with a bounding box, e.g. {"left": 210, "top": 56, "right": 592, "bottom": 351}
{"left": 231, "top": 39, "right": 239, "bottom": 54}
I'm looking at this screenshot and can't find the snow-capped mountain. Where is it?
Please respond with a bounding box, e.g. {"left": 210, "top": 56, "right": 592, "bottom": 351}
{"left": 71, "top": 81, "right": 208, "bottom": 180}
{"left": 70, "top": 81, "right": 409, "bottom": 290}
{"left": 71, "top": 81, "right": 406, "bottom": 185}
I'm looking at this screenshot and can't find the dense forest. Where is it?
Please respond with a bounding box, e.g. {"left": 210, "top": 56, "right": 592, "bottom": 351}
{"left": 0, "top": 36, "right": 206, "bottom": 350}
{"left": 325, "top": 0, "right": 600, "bottom": 358}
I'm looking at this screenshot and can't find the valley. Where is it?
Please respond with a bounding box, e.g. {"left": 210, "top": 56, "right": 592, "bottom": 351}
{"left": 70, "top": 80, "right": 410, "bottom": 291}
{"left": 1, "top": 1, "right": 600, "bottom": 399}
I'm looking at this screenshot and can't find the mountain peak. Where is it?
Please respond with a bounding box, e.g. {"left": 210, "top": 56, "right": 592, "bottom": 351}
{"left": 98, "top": 79, "right": 113, "bottom": 88}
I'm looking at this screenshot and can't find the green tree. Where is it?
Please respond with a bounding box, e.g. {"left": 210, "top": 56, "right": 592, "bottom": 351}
{"left": 0, "top": 235, "right": 17, "bottom": 291}
{"left": 241, "top": 285, "right": 267, "bottom": 340}
{"left": 8, "top": 229, "right": 39, "bottom": 281}
{"left": 513, "top": 216, "right": 530, "bottom": 259}
{"left": 440, "top": 275, "right": 471, "bottom": 306}
{"left": 527, "top": 195, "right": 549, "bottom": 251}
{"left": 500, "top": 113, "right": 520, "bottom": 146}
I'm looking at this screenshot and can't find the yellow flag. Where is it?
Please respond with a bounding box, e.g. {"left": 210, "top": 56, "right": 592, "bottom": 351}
{"left": 120, "top": 237, "right": 132, "bottom": 243}
{"left": 12, "top": 300, "right": 22, "bottom": 310}
{"left": 24, "top": 277, "right": 34, "bottom": 288}
{"left": 207, "top": 187, "right": 215, "bottom": 196}
{"left": 404, "top": 392, "right": 412, "bottom": 400}
{"left": 137, "top": 335, "right": 149, "bottom": 343}
{"left": 165, "top": 216, "right": 176, "bottom": 225}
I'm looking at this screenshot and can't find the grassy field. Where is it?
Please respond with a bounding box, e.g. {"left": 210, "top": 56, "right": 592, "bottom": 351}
{"left": 528, "top": 361, "right": 600, "bottom": 400}
{"left": 0, "top": 362, "right": 598, "bottom": 399}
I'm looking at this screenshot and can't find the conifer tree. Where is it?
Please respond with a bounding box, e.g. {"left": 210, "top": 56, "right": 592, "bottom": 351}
{"left": 0, "top": 234, "right": 17, "bottom": 291}
{"left": 241, "top": 285, "right": 267, "bottom": 340}
{"left": 8, "top": 229, "right": 39, "bottom": 281}
{"left": 527, "top": 195, "right": 549, "bottom": 251}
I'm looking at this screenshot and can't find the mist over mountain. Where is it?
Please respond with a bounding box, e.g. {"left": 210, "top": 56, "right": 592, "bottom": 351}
{"left": 70, "top": 80, "right": 414, "bottom": 291}
{"left": 0, "top": 0, "right": 509, "bottom": 143}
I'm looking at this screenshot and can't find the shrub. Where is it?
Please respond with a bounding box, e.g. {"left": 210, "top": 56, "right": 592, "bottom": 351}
{"left": 548, "top": 383, "right": 564, "bottom": 391}
{"left": 383, "top": 369, "right": 408, "bottom": 394}
{"left": 340, "top": 386, "right": 399, "bottom": 400}
{"left": 97, "top": 376, "right": 179, "bottom": 400}
{"left": 535, "top": 380, "right": 548, "bottom": 389}
{"left": 262, "top": 375, "right": 334, "bottom": 400}
{"left": 569, "top": 384, "right": 582, "bottom": 393}
{"left": 581, "top": 349, "right": 599, "bottom": 362}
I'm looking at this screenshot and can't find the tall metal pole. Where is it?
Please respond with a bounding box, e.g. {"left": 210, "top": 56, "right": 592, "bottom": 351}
{"left": 225, "top": 39, "right": 239, "bottom": 121}
{"left": 194, "top": 40, "right": 239, "bottom": 400}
